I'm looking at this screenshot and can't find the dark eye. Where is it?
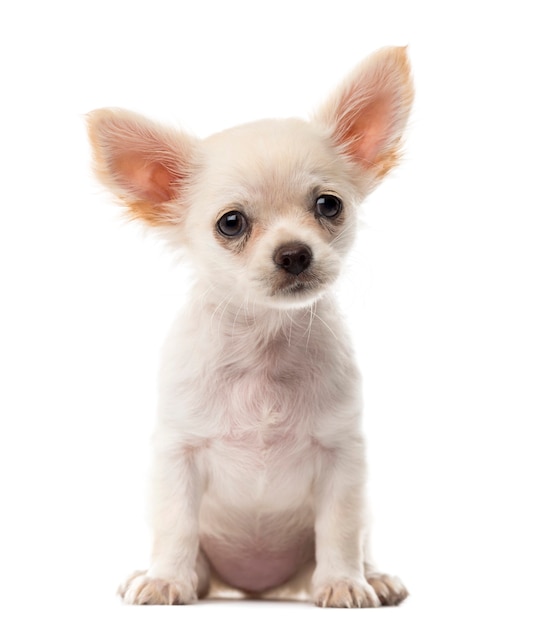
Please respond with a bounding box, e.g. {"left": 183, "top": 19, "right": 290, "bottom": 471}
{"left": 315, "top": 194, "right": 342, "bottom": 219}
{"left": 217, "top": 211, "right": 247, "bottom": 237}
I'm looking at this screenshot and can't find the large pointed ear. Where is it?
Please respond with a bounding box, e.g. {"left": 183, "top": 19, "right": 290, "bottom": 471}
{"left": 87, "top": 108, "right": 199, "bottom": 225}
{"left": 315, "top": 47, "right": 413, "bottom": 180}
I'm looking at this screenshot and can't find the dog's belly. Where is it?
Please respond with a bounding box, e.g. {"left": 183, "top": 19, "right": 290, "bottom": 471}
{"left": 198, "top": 433, "right": 317, "bottom": 592}
{"left": 200, "top": 529, "right": 314, "bottom": 592}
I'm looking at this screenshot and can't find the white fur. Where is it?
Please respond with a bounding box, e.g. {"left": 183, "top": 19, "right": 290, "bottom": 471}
{"left": 88, "top": 46, "right": 413, "bottom": 608}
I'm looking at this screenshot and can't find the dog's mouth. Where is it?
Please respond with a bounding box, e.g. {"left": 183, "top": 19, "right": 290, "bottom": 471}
{"left": 269, "top": 270, "right": 327, "bottom": 301}
{"left": 280, "top": 279, "right": 317, "bottom": 294}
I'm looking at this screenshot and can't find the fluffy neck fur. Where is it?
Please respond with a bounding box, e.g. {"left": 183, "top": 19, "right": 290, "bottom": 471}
{"left": 188, "top": 280, "right": 343, "bottom": 352}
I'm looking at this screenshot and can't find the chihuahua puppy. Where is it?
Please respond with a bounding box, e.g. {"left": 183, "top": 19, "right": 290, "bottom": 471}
{"left": 88, "top": 46, "right": 413, "bottom": 608}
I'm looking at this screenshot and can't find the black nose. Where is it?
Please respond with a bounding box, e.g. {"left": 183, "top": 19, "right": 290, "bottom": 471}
{"left": 274, "top": 243, "right": 312, "bottom": 276}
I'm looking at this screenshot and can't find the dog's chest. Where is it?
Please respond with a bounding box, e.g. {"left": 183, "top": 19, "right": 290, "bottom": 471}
{"left": 211, "top": 336, "right": 323, "bottom": 439}
{"left": 202, "top": 338, "right": 323, "bottom": 496}
{"left": 166, "top": 304, "right": 359, "bottom": 475}
{"left": 165, "top": 306, "right": 359, "bottom": 510}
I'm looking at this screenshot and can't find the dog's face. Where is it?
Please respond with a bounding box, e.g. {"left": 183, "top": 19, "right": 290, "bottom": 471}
{"left": 87, "top": 47, "right": 413, "bottom": 309}
{"left": 185, "top": 118, "right": 366, "bottom": 309}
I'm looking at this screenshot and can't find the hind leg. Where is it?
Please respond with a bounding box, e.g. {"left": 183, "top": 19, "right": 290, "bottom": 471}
{"left": 365, "top": 566, "right": 409, "bottom": 606}
{"left": 360, "top": 525, "right": 408, "bottom": 606}
{"left": 363, "top": 542, "right": 408, "bottom": 607}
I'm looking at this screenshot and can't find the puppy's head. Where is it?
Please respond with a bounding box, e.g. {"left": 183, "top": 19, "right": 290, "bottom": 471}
{"left": 88, "top": 47, "right": 413, "bottom": 310}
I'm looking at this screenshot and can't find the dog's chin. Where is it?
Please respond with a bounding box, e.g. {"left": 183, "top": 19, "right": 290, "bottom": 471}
{"left": 245, "top": 267, "right": 339, "bottom": 311}
{"left": 264, "top": 279, "right": 330, "bottom": 310}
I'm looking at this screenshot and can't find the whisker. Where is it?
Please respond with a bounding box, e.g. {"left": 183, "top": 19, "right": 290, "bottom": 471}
{"left": 209, "top": 292, "right": 231, "bottom": 331}
{"left": 287, "top": 310, "right": 294, "bottom": 347}
{"left": 217, "top": 294, "right": 234, "bottom": 335}
{"left": 305, "top": 302, "right": 316, "bottom": 349}
{"left": 311, "top": 309, "right": 339, "bottom": 342}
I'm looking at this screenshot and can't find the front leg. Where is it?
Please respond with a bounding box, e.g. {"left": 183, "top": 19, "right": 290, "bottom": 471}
{"left": 312, "top": 436, "right": 379, "bottom": 608}
{"left": 119, "top": 441, "right": 209, "bottom": 604}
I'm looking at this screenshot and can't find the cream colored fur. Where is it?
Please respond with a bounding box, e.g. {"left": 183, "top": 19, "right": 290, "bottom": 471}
{"left": 87, "top": 46, "right": 413, "bottom": 608}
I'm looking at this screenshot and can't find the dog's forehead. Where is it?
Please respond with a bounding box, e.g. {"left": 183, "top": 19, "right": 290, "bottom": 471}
{"left": 200, "top": 118, "right": 340, "bottom": 207}
{"left": 204, "top": 117, "right": 326, "bottom": 160}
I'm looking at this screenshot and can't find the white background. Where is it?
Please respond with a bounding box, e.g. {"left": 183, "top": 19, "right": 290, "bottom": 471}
{"left": 1, "top": 1, "right": 540, "bottom": 624}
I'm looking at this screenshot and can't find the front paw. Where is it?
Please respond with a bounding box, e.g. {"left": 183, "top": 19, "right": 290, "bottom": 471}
{"left": 119, "top": 570, "right": 197, "bottom": 605}
{"left": 313, "top": 579, "right": 381, "bottom": 608}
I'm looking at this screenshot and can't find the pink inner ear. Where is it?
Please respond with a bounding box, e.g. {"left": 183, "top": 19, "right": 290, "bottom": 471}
{"left": 346, "top": 95, "right": 395, "bottom": 166}
{"left": 114, "top": 152, "right": 177, "bottom": 203}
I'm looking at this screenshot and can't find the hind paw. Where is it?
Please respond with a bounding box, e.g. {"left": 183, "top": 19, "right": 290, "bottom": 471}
{"left": 367, "top": 572, "right": 409, "bottom": 606}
